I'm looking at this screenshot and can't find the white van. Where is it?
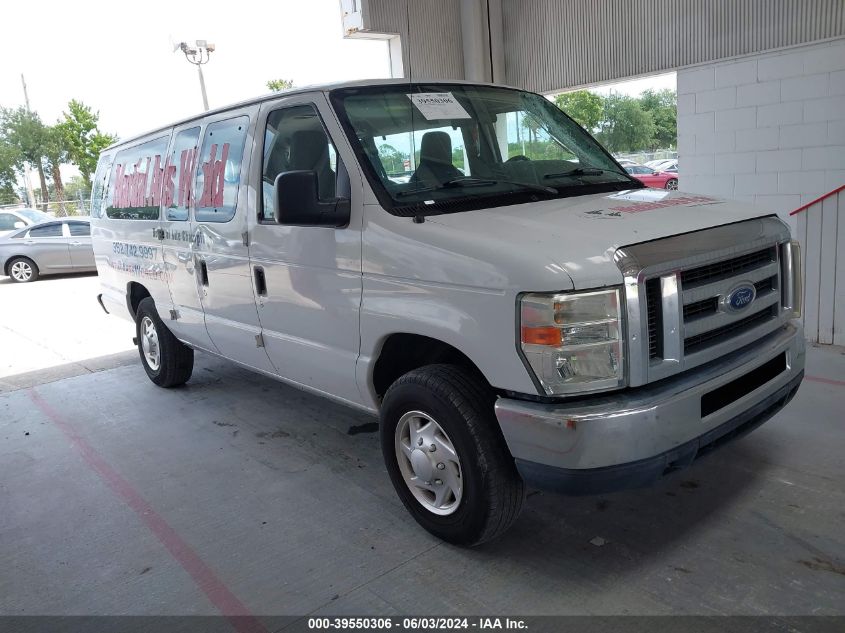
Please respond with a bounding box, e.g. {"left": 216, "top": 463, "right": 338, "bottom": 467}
{"left": 91, "top": 79, "right": 805, "bottom": 545}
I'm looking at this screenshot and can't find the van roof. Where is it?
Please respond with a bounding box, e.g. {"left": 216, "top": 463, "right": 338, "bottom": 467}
{"left": 105, "top": 77, "right": 520, "bottom": 151}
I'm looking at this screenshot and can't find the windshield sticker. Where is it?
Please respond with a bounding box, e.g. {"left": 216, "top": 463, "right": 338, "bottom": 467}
{"left": 407, "top": 93, "right": 471, "bottom": 120}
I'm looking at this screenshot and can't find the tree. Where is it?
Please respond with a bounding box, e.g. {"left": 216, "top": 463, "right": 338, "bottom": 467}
{"left": 44, "top": 126, "right": 68, "bottom": 210}
{"left": 266, "top": 79, "right": 295, "bottom": 92}
{"left": 638, "top": 89, "right": 677, "bottom": 149}
{"left": 521, "top": 112, "right": 543, "bottom": 144}
{"left": 594, "top": 92, "right": 656, "bottom": 154}
{"left": 1, "top": 107, "right": 50, "bottom": 209}
{"left": 554, "top": 90, "right": 603, "bottom": 132}
{"left": 64, "top": 175, "right": 91, "bottom": 200}
{"left": 0, "top": 135, "right": 21, "bottom": 204}
{"left": 377, "top": 143, "right": 407, "bottom": 173}
{"left": 55, "top": 100, "right": 118, "bottom": 183}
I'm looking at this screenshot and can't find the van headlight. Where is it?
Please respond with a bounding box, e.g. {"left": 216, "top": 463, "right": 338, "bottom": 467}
{"left": 519, "top": 288, "right": 625, "bottom": 395}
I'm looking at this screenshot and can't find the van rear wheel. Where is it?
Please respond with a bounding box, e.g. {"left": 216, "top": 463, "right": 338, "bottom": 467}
{"left": 380, "top": 364, "right": 524, "bottom": 546}
{"left": 135, "top": 297, "right": 193, "bottom": 387}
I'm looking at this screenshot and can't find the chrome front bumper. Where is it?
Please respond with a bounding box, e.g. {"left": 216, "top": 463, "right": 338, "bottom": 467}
{"left": 495, "top": 322, "right": 805, "bottom": 494}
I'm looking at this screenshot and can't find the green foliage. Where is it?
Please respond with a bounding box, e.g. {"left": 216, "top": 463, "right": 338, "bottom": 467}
{"left": 554, "top": 90, "right": 603, "bottom": 132}
{"left": 638, "top": 89, "right": 677, "bottom": 150}
{"left": 55, "top": 100, "right": 118, "bottom": 183}
{"left": 0, "top": 133, "right": 22, "bottom": 203}
{"left": 0, "top": 107, "right": 48, "bottom": 167}
{"left": 64, "top": 175, "right": 91, "bottom": 200}
{"left": 377, "top": 143, "right": 408, "bottom": 173}
{"left": 43, "top": 125, "right": 68, "bottom": 172}
{"left": 553, "top": 88, "right": 677, "bottom": 153}
{"left": 507, "top": 141, "right": 574, "bottom": 162}
{"left": 266, "top": 79, "right": 295, "bottom": 92}
{"left": 450, "top": 146, "right": 465, "bottom": 171}
{"left": 595, "top": 92, "right": 656, "bottom": 153}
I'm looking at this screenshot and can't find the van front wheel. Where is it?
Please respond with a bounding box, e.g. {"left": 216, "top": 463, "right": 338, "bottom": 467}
{"left": 380, "top": 364, "right": 524, "bottom": 546}
{"left": 135, "top": 297, "right": 193, "bottom": 387}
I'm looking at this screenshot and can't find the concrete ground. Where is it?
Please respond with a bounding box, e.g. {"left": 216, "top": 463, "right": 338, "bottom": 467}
{"left": 0, "top": 274, "right": 134, "bottom": 391}
{"left": 1, "top": 275, "right": 844, "bottom": 618}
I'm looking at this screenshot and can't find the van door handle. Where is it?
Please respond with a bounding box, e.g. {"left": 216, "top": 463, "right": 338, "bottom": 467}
{"left": 198, "top": 258, "right": 209, "bottom": 287}
{"left": 253, "top": 266, "right": 267, "bottom": 297}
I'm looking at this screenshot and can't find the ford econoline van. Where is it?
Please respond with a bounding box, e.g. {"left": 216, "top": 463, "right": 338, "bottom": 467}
{"left": 91, "top": 80, "right": 804, "bottom": 545}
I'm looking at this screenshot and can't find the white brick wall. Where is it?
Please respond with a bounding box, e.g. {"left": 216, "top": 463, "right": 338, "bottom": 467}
{"left": 677, "top": 38, "right": 845, "bottom": 226}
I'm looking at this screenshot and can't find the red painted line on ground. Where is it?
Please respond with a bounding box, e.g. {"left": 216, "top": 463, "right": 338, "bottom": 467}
{"left": 804, "top": 374, "right": 845, "bottom": 387}
{"left": 28, "top": 388, "right": 268, "bottom": 633}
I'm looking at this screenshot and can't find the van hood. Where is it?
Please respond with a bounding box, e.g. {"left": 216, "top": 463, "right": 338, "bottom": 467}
{"left": 424, "top": 188, "right": 780, "bottom": 290}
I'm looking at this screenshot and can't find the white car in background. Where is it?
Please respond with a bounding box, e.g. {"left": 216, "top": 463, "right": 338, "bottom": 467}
{"left": 645, "top": 159, "right": 677, "bottom": 171}
{"left": 0, "top": 207, "right": 53, "bottom": 236}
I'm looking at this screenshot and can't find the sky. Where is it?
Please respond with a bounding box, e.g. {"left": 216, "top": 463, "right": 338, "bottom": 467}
{"left": 0, "top": 0, "right": 391, "bottom": 141}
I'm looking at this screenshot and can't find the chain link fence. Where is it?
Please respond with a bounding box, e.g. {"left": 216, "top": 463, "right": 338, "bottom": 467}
{"left": 1, "top": 194, "right": 91, "bottom": 217}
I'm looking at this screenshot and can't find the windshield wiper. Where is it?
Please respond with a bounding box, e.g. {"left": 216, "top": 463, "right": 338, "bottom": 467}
{"left": 395, "top": 176, "right": 556, "bottom": 198}
{"left": 543, "top": 167, "right": 631, "bottom": 180}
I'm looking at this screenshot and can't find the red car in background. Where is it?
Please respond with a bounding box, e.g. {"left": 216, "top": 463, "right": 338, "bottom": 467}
{"left": 624, "top": 165, "right": 679, "bottom": 190}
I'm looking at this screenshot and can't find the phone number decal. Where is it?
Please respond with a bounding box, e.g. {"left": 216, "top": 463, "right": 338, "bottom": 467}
{"left": 112, "top": 241, "right": 158, "bottom": 260}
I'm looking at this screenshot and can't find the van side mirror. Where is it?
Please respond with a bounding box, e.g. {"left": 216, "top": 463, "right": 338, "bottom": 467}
{"left": 273, "top": 170, "right": 350, "bottom": 227}
{"left": 13, "top": 221, "right": 25, "bottom": 229}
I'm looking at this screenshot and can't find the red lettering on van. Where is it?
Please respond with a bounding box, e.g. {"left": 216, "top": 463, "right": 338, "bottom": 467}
{"left": 148, "top": 155, "right": 162, "bottom": 207}
{"left": 179, "top": 147, "right": 197, "bottom": 207}
{"left": 162, "top": 161, "right": 176, "bottom": 208}
{"left": 198, "top": 142, "right": 230, "bottom": 208}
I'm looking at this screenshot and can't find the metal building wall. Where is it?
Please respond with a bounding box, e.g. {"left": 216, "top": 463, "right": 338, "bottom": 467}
{"left": 365, "top": 0, "right": 466, "bottom": 79}
{"left": 502, "top": 0, "right": 845, "bottom": 92}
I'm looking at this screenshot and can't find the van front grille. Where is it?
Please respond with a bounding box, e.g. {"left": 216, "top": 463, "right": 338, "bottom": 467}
{"left": 646, "top": 278, "right": 662, "bottom": 359}
{"left": 617, "top": 217, "right": 791, "bottom": 385}
{"left": 684, "top": 297, "right": 718, "bottom": 320}
{"left": 680, "top": 247, "right": 776, "bottom": 287}
{"left": 684, "top": 305, "right": 778, "bottom": 355}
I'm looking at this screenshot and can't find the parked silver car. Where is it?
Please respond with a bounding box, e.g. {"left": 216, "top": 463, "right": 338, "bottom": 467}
{"left": 0, "top": 207, "right": 53, "bottom": 236}
{"left": 0, "top": 218, "right": 96, "bottom": 283}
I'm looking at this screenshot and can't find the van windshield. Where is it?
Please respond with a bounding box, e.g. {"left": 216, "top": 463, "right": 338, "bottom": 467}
{"left": 330, "top": 83, "right": 640, "bottom": 215}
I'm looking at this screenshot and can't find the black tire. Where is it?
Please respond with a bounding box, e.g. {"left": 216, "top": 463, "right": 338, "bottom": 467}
{"left": 666, "top": 178, "right": 678, "bottom": 190}
{"left": 135, "top": 297, "right": 194, "bottom": 387}
{"left": 7, "top": 257, "right": 39, "bottom": 283}
{"left": 380, "top": 364, "right": 524, "bottom": 546}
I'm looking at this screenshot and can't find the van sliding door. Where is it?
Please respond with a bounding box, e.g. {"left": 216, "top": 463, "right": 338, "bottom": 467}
{"left": 189, "top": 108, "right": 276, "bottom": 374}
{"left": 158, "top": 124, "right": 217, "bottom": 353}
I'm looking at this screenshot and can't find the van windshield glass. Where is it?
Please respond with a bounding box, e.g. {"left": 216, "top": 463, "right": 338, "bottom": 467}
{"left": 331, "top": 84, "right": 639, "bottom": 214}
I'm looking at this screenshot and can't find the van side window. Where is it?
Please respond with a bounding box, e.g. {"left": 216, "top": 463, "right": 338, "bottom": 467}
{"left": 261, "top": 105, "right": 341, "bottom": 223}
{"left": 90, "top": 155, "right": 113, "bottom": 219}
{"left": 165, "top": 127, "right": 201, "bottom": 221}
{"left": 107, "top": 136, "right": 170, "bottom": 220}
{"left": 194, "top": 116, "right": 249, "bottom": 223}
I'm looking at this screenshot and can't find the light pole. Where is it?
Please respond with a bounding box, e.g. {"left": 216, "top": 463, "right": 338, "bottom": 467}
{"left": 177, "top": 40, "right": 215, "bottom": 111}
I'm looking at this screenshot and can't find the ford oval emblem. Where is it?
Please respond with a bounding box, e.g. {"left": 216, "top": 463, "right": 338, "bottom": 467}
{"left": 728, "top": 285, "right": 756, "bottom": 311}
